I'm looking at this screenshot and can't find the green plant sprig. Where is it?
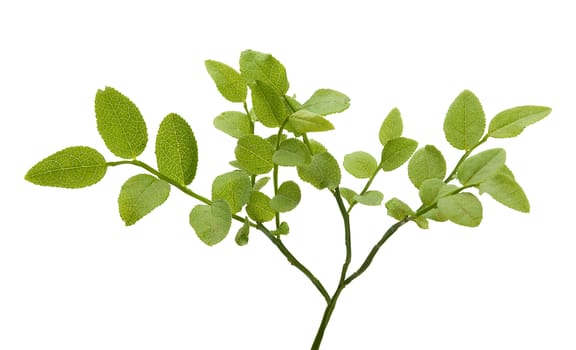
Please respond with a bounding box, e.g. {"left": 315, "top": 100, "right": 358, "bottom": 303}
{"left": 25, "top": 50, "right": 551, "bottom": 350}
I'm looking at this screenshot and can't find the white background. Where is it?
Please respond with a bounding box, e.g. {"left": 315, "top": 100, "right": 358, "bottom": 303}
{"left": 1, "top": 1, "right": 575, "bottom": 349}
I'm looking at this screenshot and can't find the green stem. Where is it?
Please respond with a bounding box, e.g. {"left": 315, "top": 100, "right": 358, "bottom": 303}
{"left": 347, "top": 162, "right": 382, "bottom": 214}
{"left": 445, "top": 135, "right": 488, "bottom": 182}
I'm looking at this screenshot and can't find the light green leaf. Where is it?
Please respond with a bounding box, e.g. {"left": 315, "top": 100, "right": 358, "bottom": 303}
{"left": 353, "top": 191, "right": 384, "bottom": 206}
{"left": 270, "top": 181, "right": 301, "bottom": 212}
{"left": 423, "top": 208, "right": 449, "bottom": 222}
{"left": 437, "top": 193, "right": 482, "bottom": 227}
{"left": 213, "top": 111, "right": 251, "bottom": 139}
{"left": 118, "top": 174, "right": 170, "bottom": 226}
{"left": 343, "top": 151, "right": 378, "bottom": 179}
{"left": 189, "top": 200, "right": 232, "bottom": 246}
{"left": 297, "top": 152, "right": 341, "bottom": 190}
{"left": 272, "top": 221, "right": 290, "bottom": 236}
{"left": 253, "top": 177, "right": 270, "bottom": 191}
{"left": 419, "top": 179, "right": 458, "bottom": 206}
{"left": 205, "top": 60, "right": 247, "bottom": 103}
{"left": 308, "top": 139, "right": 327, "bottom": 154}
{"left": 95, "top": 87, "right": 148, "bottom": 159}
{"left": 26, "top": 146, "right": 107, "bottom": 188}
{"left": 380, "top": 137, "right": 418, "bottom": 171}
{"left": 212, "top": 170, "right": 252, "bottom": 213}
{"left": 301, "top": 89, "right": 350, "bottom": 115}
{"left": 488, "top": 106, "right": 551, "bottom": 138}
{"left": 288, "top": 110, "right": 334, "bottom": 134}
{"left": 235, "top": 218, "right": 250, "bottom": 246}
{"left": 457, "top": 148, "right": 506, "bottom": 186}
{"left": 235, "top": 135, "right": 275, "bottom": 175}
{"left": 246, "top": 191, "right": 275, "bottom": 222}
{"left": 408, "top": 145, "right": 447, "bottom": 188}
{"left": 251, "top": 80, "right": 288, "bottom": 127}
{"left": 273, "top": 138, "right": 311, "bottom": 167}
{"left": 444, "top": 90, "right": 485, "bottom": 150}
{"left": 385, "top": 198, "right": 414, "bottom": 220}
{"left": 414, "top": 216, "right": 429, "bottom": 229}
{"left": 339, "top": 187, "right": 358, "bottom": 206}
{"left": 239, "top": 50, "right": 289, "bottom": 94}
{"left": 379, "top": 108, "right": 403, "bottom": 146}
{"left": 479, "top": 174, "right": 530, "bottom": 213}
{"left": 155, "top": 113, "right": 198, "bottom": 185}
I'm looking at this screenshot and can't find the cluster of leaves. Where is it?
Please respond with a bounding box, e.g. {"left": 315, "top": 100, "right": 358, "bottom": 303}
{"left": 25, "top": 50, "right": 551, "bottom": 249}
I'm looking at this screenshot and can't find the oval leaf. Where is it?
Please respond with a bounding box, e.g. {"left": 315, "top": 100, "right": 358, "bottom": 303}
{"left": 251, "top": 80, "right": 287, "bottom": 127}
{"left": 253, "top": 176, "right": 270, "bottom": 191}
{"left": 419, "top": 179, "right": 458, "bottom": 206}
{"left": 385, "top": 198, "right": 414, "bottom": 220}
{"left": 408, "top": 145, "right": 447, "bottom": 188}
{"left": 246, "top": 191, "right": 275, "bottom": 222}
{"left": 380, "top": 137, "right": 418, "bottom": 171}
{"left": 25, "top": 146, "right": 107, "bottom": 188}
{"left": 205, "top": 60, "right": 247, "bottom": 103}
{"left": 240, "top": 50, "right": 289, "bottom": 94}
{"left": 213, "top": 111, "right": 251, "bottom": 139}
{"left": 155, "top": 113, "right": 198, "bottom": 185}
{"left": 479, "top": 174, "right": 530, "bottom": 213}
{"left": 189, "top": 200, "right": 232, "bottom": 246}
{"left": 288, "top": 110, "right": 334, "bottom": 134}
{"left": 353, "top": 191, "right": 384, "bottom": 206}
{"left": 270, "top": 181, "right": 301, "bottom": 212}
{"left": 443, "top": 90, "right": 485, "bottom": 150}
{"left": 457, "top": 148, "right": 506, "bottom": 186}
{"left": 437, "top": 192, "right": 483, "bottom": 227}
{"left": 273, "top": 138, "right": 312, "bottom": 167}
{"left": 297, "top": 152, "right": 341, "bottom": 190}
{"left": 234, "top": 135, "right": 275, "bottom": 175}
{"left": 379, "top": 108, "right": 403, "bottom": 146}
{"left": 339, "top": 187, "right": 358, "bottom": 206}
{"left": 118, "top": 174, "right": 170, "bottom": 226}
{"left": 301, "top": 89, "right": 350, "bottom": 115}
{"left": 95, "top": 87, "right": 148, "bottom": 159}
{"left": 343, "top": 151, "right": 378, "bottom": 179}
{"left": 488, "top": 106, "right": 551, "bottom": 138}
{"left": 235, "top": 218, "right": 250, "bottom": 246}
{"left": 212, "top": 170, "right": 252, "bottom": 213}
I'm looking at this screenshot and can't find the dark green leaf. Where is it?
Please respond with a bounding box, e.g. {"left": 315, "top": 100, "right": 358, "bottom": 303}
{"left": 213, "top": 111, "right": 251, "bottom": 139}
{"left": 95, "top": 87, "right": 148, "bottom": 159}
{"left": 479, "top": 174, "right": 530, "bottom": 212}
{"left": 408, "top": 145, "right": 447, "bottom": 188}
{"left": 343, "top": 151, "right": 378, "bottom": 179}
{"left": 235, "top": 218, "right": 250, "bottom": 246}
{"left": 234, "top": 135, "right": 275, "bottom": 175}
{"left": 353, "top": 191, "right": 384, "bottom": 206}
{"left": 288, "top": 110, "right": 334, "bottom": 134}
{"left": 155, "top": 113, "right": 198, "bottom": 185}
{"left": 270, "top": 181, "right": 301, "bottom": 212}
{"left": 437, "top": 193, "right": 482, "bottom": 227}
{"left": 457, "top": 148, "right": 506, "bottom": 186}
{"left": 488, "top": 106, "right": 551, "bottom": 138}
{"left": 301, "top": 89, "right": 350, "bottom": 115}
{"left": 189, "top": 200, "right": 232, "bottom": 246}
{"left": 251, "top": 80, "right": 288, "bottom": 127}
{"left": 25, "top": 146, "right": 107, "bottom": 188}
{"left": 118, "top": 174, "right": 170, "bottom": 226}
{"left": 239, "top": 50, "right": 289, "bottom": 94}
{"left": 444, "top": 90, "right": 485, "bottom": 150}
{"left": 297, "top": 152, "right": 341, "bottom": 190}
{"left": 385, "top": 198, "right": 414, "bottom": 220}
{"left": 380, "top": 137, "right": 418, "bottom": 171}
{"left": 379, "top": 108, "right": 403, "bottom": 146}
{"left": 212, "top": 170, "right": 252, "bottom": 213}
{"left": 205, "top": 60, "right": 247, "bottom": 103}
{"left": 273, "top": 138, "right": 311, "bottom": 167}
{"left": 246, "top": 191, "right": 275, "bottom": 222}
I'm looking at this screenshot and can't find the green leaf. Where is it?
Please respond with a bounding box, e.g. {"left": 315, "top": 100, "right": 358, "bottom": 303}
{"left": 235, "top": 218, "right": 250, "bottom": 246}
{"left": 189, "top": 200, "right": 232, "bottom": 246}
{"left": 408, "top": 145, "right": 447, "bottom": 188}
{"left": 339, "top": 187, "right": 358, "bottom": 206}
{"left": 273, "top": 138, "right": 311, "bottom": 167}
{"left": 251, "top": 80, "right": 288, "bottom": 127}
{"left": 155, "top": 113, "right": 198, "bottom": 185}
{"left": 246, "top": 191, "right": 275, "bottom": 222}
{"left": 118, "top": 174, "right": 170, "bottom": 226}
{"left": 301, "top": 89, "right": 350, "bottom": 115}
{"left": 423, "top": 208, "right": 449, "bottom": 222}
{"left": 380, "top": 137, "right": 418, "bottom": 171}
{"left": 419, "top": 179, "right": 458, "bottom": 206}
{"left": 488, "top": 106, "right": 551, "bottom": 138}
{"left": 95, "top": 86, "right": 148, "bottom": 159}
{"left": 457, "top": 148, "right": 506, "bottom": 186}
{"left": 297, "top": 152, "right": 341, "bottom": 190}
{"left": 239, "top": 50, "right": 289, "bottom": 94}
{"left": 379, "top": 108, "right": 403, "bottom": 146}
{"left": 205, "top": 60, "right": 247, "bottom": 103}
{"left": 253, "top": 177, "right": 270, "bottom": 191}
{"left": 479, "top": 174, "right": 530, "bottom": 213}
{"left": 437, "top": 193, "right": 482, "bottom": 227}
{"left": 443, "top": 90, "right": 485, "bottom": 150}
{"left": 235, "top": 135, "right": 275, "bottom": 175}
{"left": 25, "top": 146, "right": 107, "bottom": 188}
{"left": 288, "top": 110, "right": 335, "bottom": 134}
{"left": 213, "top": 111, "right": 251, "bottom": 139}
{"left": 414, "top": 216, "right": 429, "bottom": 229}
{"left": 308, "top": 139, "right": 327, "bottom": 154}
{"left": 272, "top": 221, "right": 290, "bottom": 236}
{"left": 212, "top": 170, "right": 252, "bottom": 213}
{"left": 353, "top": 191, "right": 384, "bottom": 206}
{"left": 343, "top": 151, "right": 378, "bottom": 179}
{"left": 385, "top": 198, "right": 414, "bottom": 220}
{"left": 270, "top": 181, "right": 301, "bottom": 212}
